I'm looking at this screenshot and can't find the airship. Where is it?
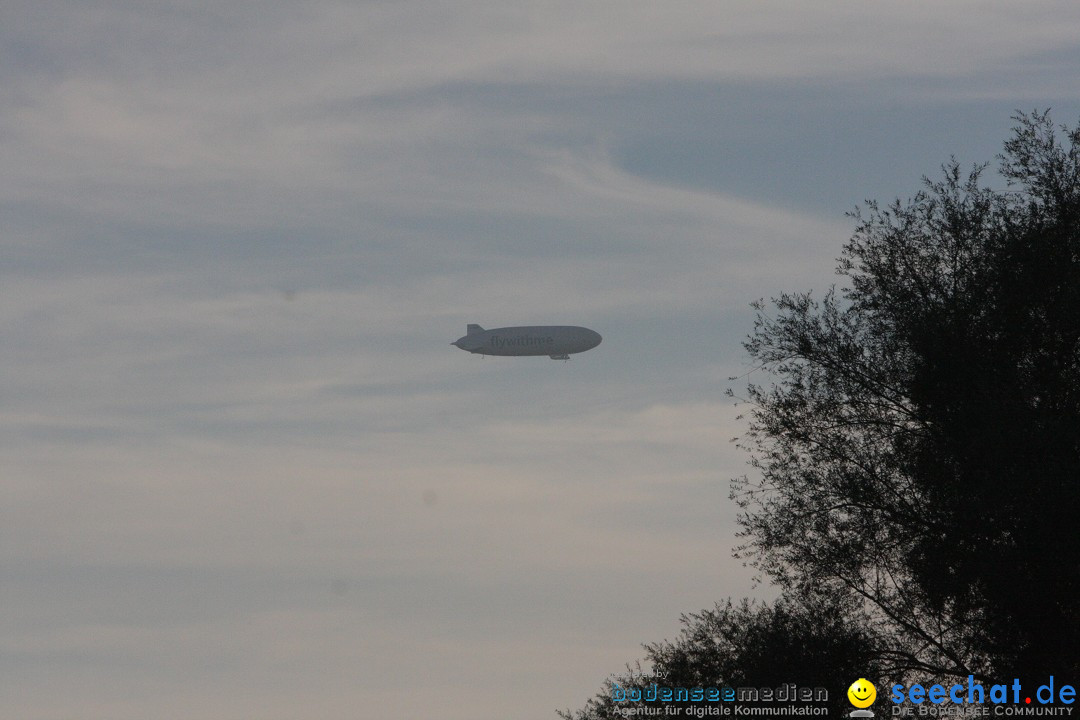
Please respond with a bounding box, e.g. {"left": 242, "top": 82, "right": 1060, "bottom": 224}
{"left": 452, "top": 324, "right": 602, "bottom": 360}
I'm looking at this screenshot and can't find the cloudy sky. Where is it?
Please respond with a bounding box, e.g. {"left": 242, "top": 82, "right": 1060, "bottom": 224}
{"left": 4, "top": 2, "right": 1080, "bottom": 718}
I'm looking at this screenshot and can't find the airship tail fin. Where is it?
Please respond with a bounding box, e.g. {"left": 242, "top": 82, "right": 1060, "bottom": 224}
{"left": 466, "top": 324, "right": 484, "bottom": 335}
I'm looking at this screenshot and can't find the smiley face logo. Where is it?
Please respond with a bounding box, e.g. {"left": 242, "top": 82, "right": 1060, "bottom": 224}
{"left": 847, "top": 678, "right": 877, "bottom": 708}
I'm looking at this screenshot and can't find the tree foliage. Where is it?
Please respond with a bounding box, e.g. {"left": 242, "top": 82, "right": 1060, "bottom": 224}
{"left": 558, "top": 594, "right": 881, "bottom": 720}
{"left": 734, "top": 110, "right": 1080, "bottom": 680}
{"left": 563, "top": 110, "right": 1080, "bottom": 718}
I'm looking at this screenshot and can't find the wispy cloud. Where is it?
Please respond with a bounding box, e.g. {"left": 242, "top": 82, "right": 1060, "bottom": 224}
{"left": 4, "top": 2, "right": 1080, "bottom": 718}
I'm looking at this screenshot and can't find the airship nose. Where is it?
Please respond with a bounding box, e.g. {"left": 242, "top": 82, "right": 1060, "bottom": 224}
{"left": 588, "top": 330, "right": 602, "bottom": 347}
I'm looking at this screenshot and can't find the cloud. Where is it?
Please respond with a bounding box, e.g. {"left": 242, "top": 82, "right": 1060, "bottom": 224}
{"left": 4, "top": 2, "right": 1080, "bottom": 718}
{"left": 8, "top": 1, "right": 1080, "bottom": 218}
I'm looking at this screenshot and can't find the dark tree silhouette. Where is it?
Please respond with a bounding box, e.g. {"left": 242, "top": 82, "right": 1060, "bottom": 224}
{"left": 563, "top": 111, "right": 1080, "bottom": 718}
{"left": 734, "top": 110, "right": 1080, "bottom": 681}
{"left": 558, "top": 593, "right": 882, "bottom": 720}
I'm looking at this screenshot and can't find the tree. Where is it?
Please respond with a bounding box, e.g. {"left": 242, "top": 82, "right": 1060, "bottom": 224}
{"left": 733, "top": 110, "right": 1080, "bottom": 681}
{"left": 558, "top": 593, "right": 882, "bottom": 720}
{"left": 562, "top": 111, "right": 1079, "bottom": 719}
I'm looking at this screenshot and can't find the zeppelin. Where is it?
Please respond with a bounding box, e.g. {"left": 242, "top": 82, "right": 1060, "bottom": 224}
{"left": 451, "top": 324, "right": 602, "bottom": 360}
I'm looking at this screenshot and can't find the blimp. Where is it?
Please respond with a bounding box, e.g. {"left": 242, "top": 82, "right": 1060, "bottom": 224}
{"left": 452, "top": 324, "right": 601, "bottom": 360}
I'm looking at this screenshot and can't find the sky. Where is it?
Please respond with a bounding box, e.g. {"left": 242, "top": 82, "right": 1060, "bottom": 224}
{"left": 3, "top": 2, "right": 1080, "bottom": 718}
